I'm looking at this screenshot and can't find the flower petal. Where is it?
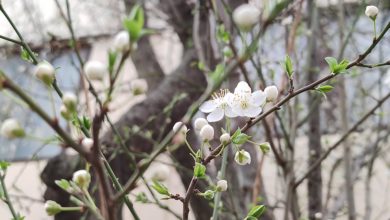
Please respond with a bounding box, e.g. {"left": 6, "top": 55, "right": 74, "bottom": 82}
{"left": 251, "top": 90, "right": 266, "bottom": 106}
{"left": 200, "top": 100, "right": 217, "bottom": 113}
{"left": 243, "top": 106, "right": 262, "bottom": 118}
{"left": 225, "top": 106, "right": 237, "bottom": 118}
{"left": 207, "top": 108, "right": 224, "bottom": 122}
{"left": 234, "top": 81, "right": 251, "bottom": 94}
{"left": 224, "top": 92, "right": 235, "bottom": 106}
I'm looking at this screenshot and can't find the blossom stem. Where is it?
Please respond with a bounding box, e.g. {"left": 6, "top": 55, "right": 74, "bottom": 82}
{"left": 0, "top": 175, "right": 19, "bottom": 219}
{"left": 184, "top": 136, "right": 197, "bottom": 156}
{"left": 211, "top": 118, "right": 230, "bottom": 220}
{"left": 60, "top": 206, "right": 83, "bottom": 212}
{"left": 373, "top": 20, "right": 377, "bottom": 39}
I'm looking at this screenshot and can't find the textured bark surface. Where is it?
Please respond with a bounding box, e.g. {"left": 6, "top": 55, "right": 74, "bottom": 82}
{"left": 306, "top": 2, "right": 323, "bottom": 219}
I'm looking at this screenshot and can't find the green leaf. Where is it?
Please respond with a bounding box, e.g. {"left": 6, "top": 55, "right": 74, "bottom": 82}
{"left": 151, "top": 180, "right": 170, "bottom": 196}
{"left": 55, "top": 179, "right": 71, "bottom": 192}
{"left": 231, "top": 128, "right": 242, "bottom": 141}
{"left": 123, "top": 4, "right": 144, "bottom": 41}
{"left": 193, "top": 162, "right": 206, "bottom": 178}
{"left": 81, "top": 116, "right": 91, "bottom": 130}
{"left": 325, "top": 57, "right": 338, "bottom": 73}
{"left": 246, "top": 205, "right": 266, "bottom": 219}
{"left": 108, "top": 51, "right": 118, "bottom": 75}
{"left": 316, "top": 85, "right": 334, "bottom": 93}
{"left": 135, "top": 192, "right": 149, "bottom": 203}
{"left": 217, "top": 25, "right": 230, "bottom": 43}
{"left": 283, "top": 55, "right": 293, "bottom": 78}
{"left": 232, "top": 131, "right": 251, "bottom": 145}
{"left": 0, "top": 161, "right": 10, "bottom": 171}
{"left": 325, "top": 57, "right": 349, "bottom": 74}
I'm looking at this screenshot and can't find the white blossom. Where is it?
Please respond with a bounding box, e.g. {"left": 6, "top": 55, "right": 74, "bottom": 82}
{"left": 199, "top": 124, "right": 214, "bottom": 141}
{"left": 365, "top": 5, "right": 379, "bottom": 19}
{"left": 200, "top": 89, "right": 237, "bottom": 122}
{"left": 34, "top": 62, "right": 55, "bottom": 86}
{"left": 234, "top": 150, "right": 251, "bottom": 165}
{"left": 281, "top": 15, "right": 293, "bottom": 26}
{"left": 72, "top": 170, "right": 91, "bottom": 189}
{"left": 81, "top": 138, "right": 94, "bottom": 149}
{"left": 62, "top": 92, "right": 77, "bottom": 111}
{"left": 233, "top": 4, "right": 260, "bottom": 31}
{"left": 226, "top": 81, "right": 266, "bottom": 118}
{"left": 151, "top": 165, "right": 170, "bottom": 181}
{"left": 314, "top": 212, "right": 323, "bottom": 219}
{"left": 1, "top": 118, "right": 25, "bottom": 139}
{"left": 131, "top": 78, "right": 148, "bottom": 95}
{"left": 194, "top": 118, "right": 208, "bottom": 131}
{"left": 216, "top": 180, "right": 228, "bottom": 192}
{"left": 173, "top": 122, "right": 188, "bottom": 134}
{"left": 113, "top": 31, "right": 130, "bottom": 52}
{"left": 264, "top": 85, "right": 279, "bottom": 102}
{"left": 84, "top": 61, "right": 106, "bottom": 81}
{"left": 219, "top": 133, "right": 230, "bottom": 144}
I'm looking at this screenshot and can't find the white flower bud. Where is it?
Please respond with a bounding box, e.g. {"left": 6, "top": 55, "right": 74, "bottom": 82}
{"left": 234, "top": 150, "right": 251, "bottom": 165}
{"left": 84, "top": 61, "right": 106, "bottom": 81}
{"left": 173, "top": 122, "right": 187, "bottom": 134}
{"left": 264, "top": 85, "right": 278, "bottom": 102}
{"left": 1, "top": 118, "right": 25, "bottom": 139}
{"left": 131, "top": 78, "right": 148, "bottom": 95}
{"left": 365, "top": 5, "right": 379, "bottom": 20}
{"left": 72, "top": 170, "right": 91, "bottom": 189}
{"left": 199, "top": 124, "right": 214, "bottom": 141}
{"left": 81, "top": 138, "right": 94, "bottom": 149}
{"left": 60, "top": 105, "right": 72, "bottom": 120}
{"left": 62, "top": 92, "right": 77, "bottom": 112}
{"left": 216, "top": 180, "right": 228, "bottom": 192}
{"left": 194, "top": 118, "right": 208, "bottom": 131}
{"left": 113, "top": 31, "right": 130, "bottom": 52}
{"left": 203, "top": 190, "right": 215, "bottom": 200}
{"left": 233, "top": 4, "right": 260, "bottom": 32}
{"left": 281, "top": 15, "right": 293, "bottom": 26}
{"left": 34, "top": 62, "right": 55, "bottom": 86}
{"left": 219, "top": 133, "right": 230, "bottom": 144}
{"left": 151, "top": 165, "right": 170, "bottom": 181}
{"left": 314, "top": 212, "right": 322, "bottom": 219}
{"left": 45, "top": 200, "right": 62, "bottom": 216}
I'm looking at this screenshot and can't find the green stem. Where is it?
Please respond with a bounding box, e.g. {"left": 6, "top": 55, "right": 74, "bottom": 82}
{"left": 101, "top": 154, "right": 140, "bottom": 220}
{"left": 211, "top": 118, "right": 230, "bottom": 220}
{"left": 373, "top": 20, "right": 377, "bottom": 39}
{"left": 184, "top": 136, "right": 197, "bottom": 156}
{"left": 0, "top": 176, "right": 19, "bottom": 219}
{"left": 60, "top": 206, "right": 83, "bottom": 212}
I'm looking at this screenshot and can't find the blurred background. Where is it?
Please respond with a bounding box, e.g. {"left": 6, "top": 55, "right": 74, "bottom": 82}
{"left": 0, "top": 0, "right": 390, "bottom": 219}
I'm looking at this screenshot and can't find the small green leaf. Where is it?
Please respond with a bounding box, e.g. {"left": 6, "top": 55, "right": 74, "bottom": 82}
{"left": 135, "top": 192, "right": 149, "bottom": 203}
{"left": 123, "top": 4, "right": 144, "bottom": 41}
{"left": 316, "top": 85, "right": 334, "bottom": 93}
{"left": 325, "top": 57, "right": 349, "bottom": 74}
{"left": 108, "top": 51, "right": 118, "bottom": 75}
{"left": 283, "top": 55, "right": 293, "bottom": 78}
{"left": 193, "top": 162, "right": 206, "bottom": 178}
{"left": 246, "top": 205, "right": 266, "bottom": 219}
{"left": 232, "top": 133, "right": 251, "bottom": 145}
{"left": 55, "top": 179, "right": 71, "bottom": 192}
{"left": 217, "top": 25, "right": 230, "bottom": 43}
{"left": 0, "top": 161, "right": 10, "bottom": 171}
{"left": 151, "top": 180, "right": 170, "bottom": 196}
